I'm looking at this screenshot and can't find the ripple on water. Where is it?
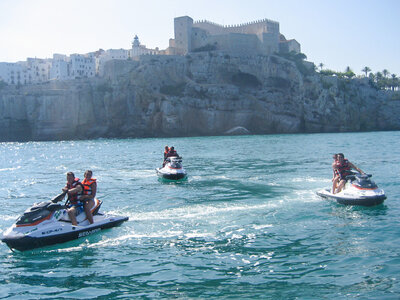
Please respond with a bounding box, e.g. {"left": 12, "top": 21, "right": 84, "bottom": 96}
{"left": 0, "top": 133, "right": 400, "bottom": 298}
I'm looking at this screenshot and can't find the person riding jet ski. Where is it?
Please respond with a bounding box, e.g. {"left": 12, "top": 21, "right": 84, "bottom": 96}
{"left": 63, "top": 172, "right": 85, "bottom": 226}
{"left": 317, "top": 154, "right": 386, "bottom": 206}
{"left": 63, "top": 170, "right": 97, "bottom": 225}
{"left": 80, "top": 170, "right": 97, "bottom": 224}
{"left": 166, "top": 146, "right": 179, "bottom": 158}
{"left": 164, "top": 146, "right": 170, "bottom": 160}
{"left": 0, "top": 172, "right": 128, "bottom": 251}
{"left": 157, "top": 146, "right": 187, "bottom": 180}
{"left": 333, "top": 153, "right": 364, "bottom": 194}
{"left": 163, "top": 146, "right": 179, "bottom": 167}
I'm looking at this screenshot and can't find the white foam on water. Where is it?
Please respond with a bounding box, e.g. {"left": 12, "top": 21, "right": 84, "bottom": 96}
{"left": 0, "top": 166, "right": 21, "bottom": 172}
{"left": 124, "top": 201, "right": 280, "bottom": 222}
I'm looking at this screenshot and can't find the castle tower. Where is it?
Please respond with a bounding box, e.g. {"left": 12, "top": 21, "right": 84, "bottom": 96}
{"left": 174, "top": 16, "right": 193, "bottom": 55}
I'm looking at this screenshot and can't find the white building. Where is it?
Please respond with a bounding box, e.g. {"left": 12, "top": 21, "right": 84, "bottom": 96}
{"left": 0, "top": 62, "right": 25, "bottom": 85}
{"left": 96, "top": 48, "right": 128, "bottom": 75}
{"left": 69, "top": 54, "right": 96, "bottom": 78}
{"left": 129, "top": 35, "right": 159, "bottom": 59}
{"left": 26, "top": 58, "right": 52, "bottom": 83}
{"left": 49, "top": 54, "right": 70, "bottom": 81}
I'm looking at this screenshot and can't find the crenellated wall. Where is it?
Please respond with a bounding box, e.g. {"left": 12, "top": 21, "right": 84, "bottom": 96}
{"left": 193, "top": 18, "right": 279, "bottom": 35}
{"left": 171, "top": 16, "right": 289, "bottom": 56}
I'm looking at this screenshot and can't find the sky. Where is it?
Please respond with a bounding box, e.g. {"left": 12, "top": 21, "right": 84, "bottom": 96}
{"left": 0, "top": 0, "right": 399, "bottom": 76}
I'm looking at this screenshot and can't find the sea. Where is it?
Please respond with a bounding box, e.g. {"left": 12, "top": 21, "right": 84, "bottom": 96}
{"left": 0, "top": 131, "right": 399, "bottom": 299}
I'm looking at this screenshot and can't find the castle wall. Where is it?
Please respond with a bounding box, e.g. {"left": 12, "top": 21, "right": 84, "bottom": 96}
{"left": 208, "top": 33, "right": 260, "bottom": 55}
{"left": 190, "top": 19, "right": 281, "bottom": 56}
{"left": 192, "top": 21, "right": 225, "bottom": 35}
{"left": 191, "top": 27, "right": 209, "bottom": 51}
{"left": 260, "top": 32, "right": 280, "bottom": 55}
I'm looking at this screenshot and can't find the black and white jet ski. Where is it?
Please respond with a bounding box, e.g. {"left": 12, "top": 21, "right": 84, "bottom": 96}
{"left": 1, "top": 193, "right": 128, "bottom": 251}
{"left": 156, "top": 156, "right": 187, "bottom": 180}
{"left": 316, "top": 173, "right": 386, "bottom": 206}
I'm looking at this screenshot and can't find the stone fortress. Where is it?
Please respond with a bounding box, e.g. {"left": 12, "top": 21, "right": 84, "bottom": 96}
{"left": 168, "top": 16, "right": 300, "bottom": 56}
{"left": 0, "top": 16, "right": 300, "bottom": 85}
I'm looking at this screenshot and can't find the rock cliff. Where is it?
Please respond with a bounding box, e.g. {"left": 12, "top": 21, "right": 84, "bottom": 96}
{"left": 0, "top": 52, "right": 399, "bottom": 142}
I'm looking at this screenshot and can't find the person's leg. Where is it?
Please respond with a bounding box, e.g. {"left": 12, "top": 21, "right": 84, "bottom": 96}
{"left": 84, "top": 199, "right": 94, "bottom": 224}
{"left": 68, "top": 207, "right": 78, "bottom": 226}
{"left": 336, "top": 179, "right": 346, "bottom": 193}
{"left": 332, "top": 176, "right": 339, "bottom": 194}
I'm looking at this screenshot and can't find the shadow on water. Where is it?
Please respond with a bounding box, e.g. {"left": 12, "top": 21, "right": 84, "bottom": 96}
{"left": 157, "top": 177, "right": 189, "bottom": 185}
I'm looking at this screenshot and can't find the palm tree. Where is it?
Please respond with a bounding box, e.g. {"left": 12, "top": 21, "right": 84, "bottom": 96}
{"left": 368, "top": 72, "right": 376, "bottom": 81}
{"left": 391, "top": 74, "right": 398, "bottom": 91}
{"left": 344, "top": 66, "right": 355, "bottom": 78}
{"left": 362, "top": 66, "right": 371, "bottom": 77}
{"left": 375, "top": 72, "right": 385, "bottom": 89}
{"left": 382, "top": 69, "right": 390, "bottom": 78}
{"left": 318, "top": 63, "right": 324, "bottom": 71}
{"left": 395, "top": 78, "right": 400, "bottom": 91}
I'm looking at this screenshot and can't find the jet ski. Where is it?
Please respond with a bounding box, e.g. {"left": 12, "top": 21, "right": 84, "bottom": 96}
{"left": 316, "top": 173, "right": 386, "bottom": 206}
{"left": 156, "top": 156, "right": 187, "bottom": 180}
{"left": 1, "top": 192, "right": 128, "bottom": 251}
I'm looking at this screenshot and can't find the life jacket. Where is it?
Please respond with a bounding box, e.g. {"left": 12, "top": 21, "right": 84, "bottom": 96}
{"left": 66, "top": 178, "right": 83, "bottom": 205}
{"left": 336, "top": 159, "right": 351, "bottom": 178}
{"left": 82, "top": 178, "right": 97, "bottom": 196}
{"left": 333, "top": 168, "right": 339, "bottom": 177}
{"left": 167, "top": 149, "right": 177, "bottom": 158}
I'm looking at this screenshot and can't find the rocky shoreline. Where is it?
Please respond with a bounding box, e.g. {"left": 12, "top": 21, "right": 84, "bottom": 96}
{"left": 0, "top": 52, "right": 399, "bottom": 142}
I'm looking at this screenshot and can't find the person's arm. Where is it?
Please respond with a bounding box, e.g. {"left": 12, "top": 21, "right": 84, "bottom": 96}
{"left": 331, "top": 163, "right": 337, "bottom": 179}
{"left": 89, "top": 182, "right": 97, "bottom": 199}
{"left": 349, "top": 162, "right": 364, "bottom": 174}
{"left": 67, "top": 184, "right": 83, "bottom": 195}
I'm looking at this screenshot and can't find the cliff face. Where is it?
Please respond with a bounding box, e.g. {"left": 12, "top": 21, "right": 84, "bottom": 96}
{"left": 0, "top": 53, "right": 399, "bottom": 142}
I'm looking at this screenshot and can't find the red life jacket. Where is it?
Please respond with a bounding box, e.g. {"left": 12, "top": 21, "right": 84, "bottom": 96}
{"left": 336, "top": 159, "right": 351, "bottom": 177}
{"left": 82, "top": 178, "right": 96, "bottom": 196}
{"left": 66, "top": 178, "right": 83, "bottom": 205}
{"left": 167, "top": 149, "right": 177, "bottom": 158}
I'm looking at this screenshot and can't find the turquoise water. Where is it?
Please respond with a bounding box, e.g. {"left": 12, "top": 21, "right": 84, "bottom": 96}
{"left": 0, "top": 132, "right": 399, "bottom": 299}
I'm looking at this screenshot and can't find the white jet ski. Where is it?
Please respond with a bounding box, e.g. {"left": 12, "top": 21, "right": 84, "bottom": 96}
{"left": 1, "top": 192, "right": 128, "bottom": 251}
{"left": 156, "top": 156, "right": 187, "bottom": 180}
{"left": 316, "top": 173, "right": 386, "bottom": 206}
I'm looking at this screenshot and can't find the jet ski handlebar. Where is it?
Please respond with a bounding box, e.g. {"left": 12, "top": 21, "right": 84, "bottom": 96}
{"left": 345, "top": 172, "right": 372, "bottom": 181}
{"left": 51, "top": 191, "right": 67, "bottom": 203}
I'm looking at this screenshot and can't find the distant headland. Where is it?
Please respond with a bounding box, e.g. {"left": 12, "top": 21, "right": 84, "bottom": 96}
{"left": 0, "top": 16, "right": 399, "bottom": 142}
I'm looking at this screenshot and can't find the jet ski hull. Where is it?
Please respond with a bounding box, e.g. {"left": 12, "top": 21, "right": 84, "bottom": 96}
{"left": 156, "top": 169, "right": 187, "bottom": 180}
{"left": 1, "top": 215, "right": 128, "bottom": 252}
{"left": 157, "top": 156, "right": 187, "bottom": 181}
{"left": 316, "top": 188, "right": 386, "bottom": 207}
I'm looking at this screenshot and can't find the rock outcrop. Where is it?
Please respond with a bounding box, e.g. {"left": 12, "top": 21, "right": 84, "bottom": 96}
{"left": 0, "top": 52, "right": 399, "bottom": 142}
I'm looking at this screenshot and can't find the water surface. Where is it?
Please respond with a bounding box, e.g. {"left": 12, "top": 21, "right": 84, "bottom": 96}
{"left": 0, "top": 132, "right": 399, "bottom": 299}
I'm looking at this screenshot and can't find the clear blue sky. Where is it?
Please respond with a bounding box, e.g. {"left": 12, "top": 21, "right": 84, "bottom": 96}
{"left": 0, "top": 0, "right": 399, "bottom": 76}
